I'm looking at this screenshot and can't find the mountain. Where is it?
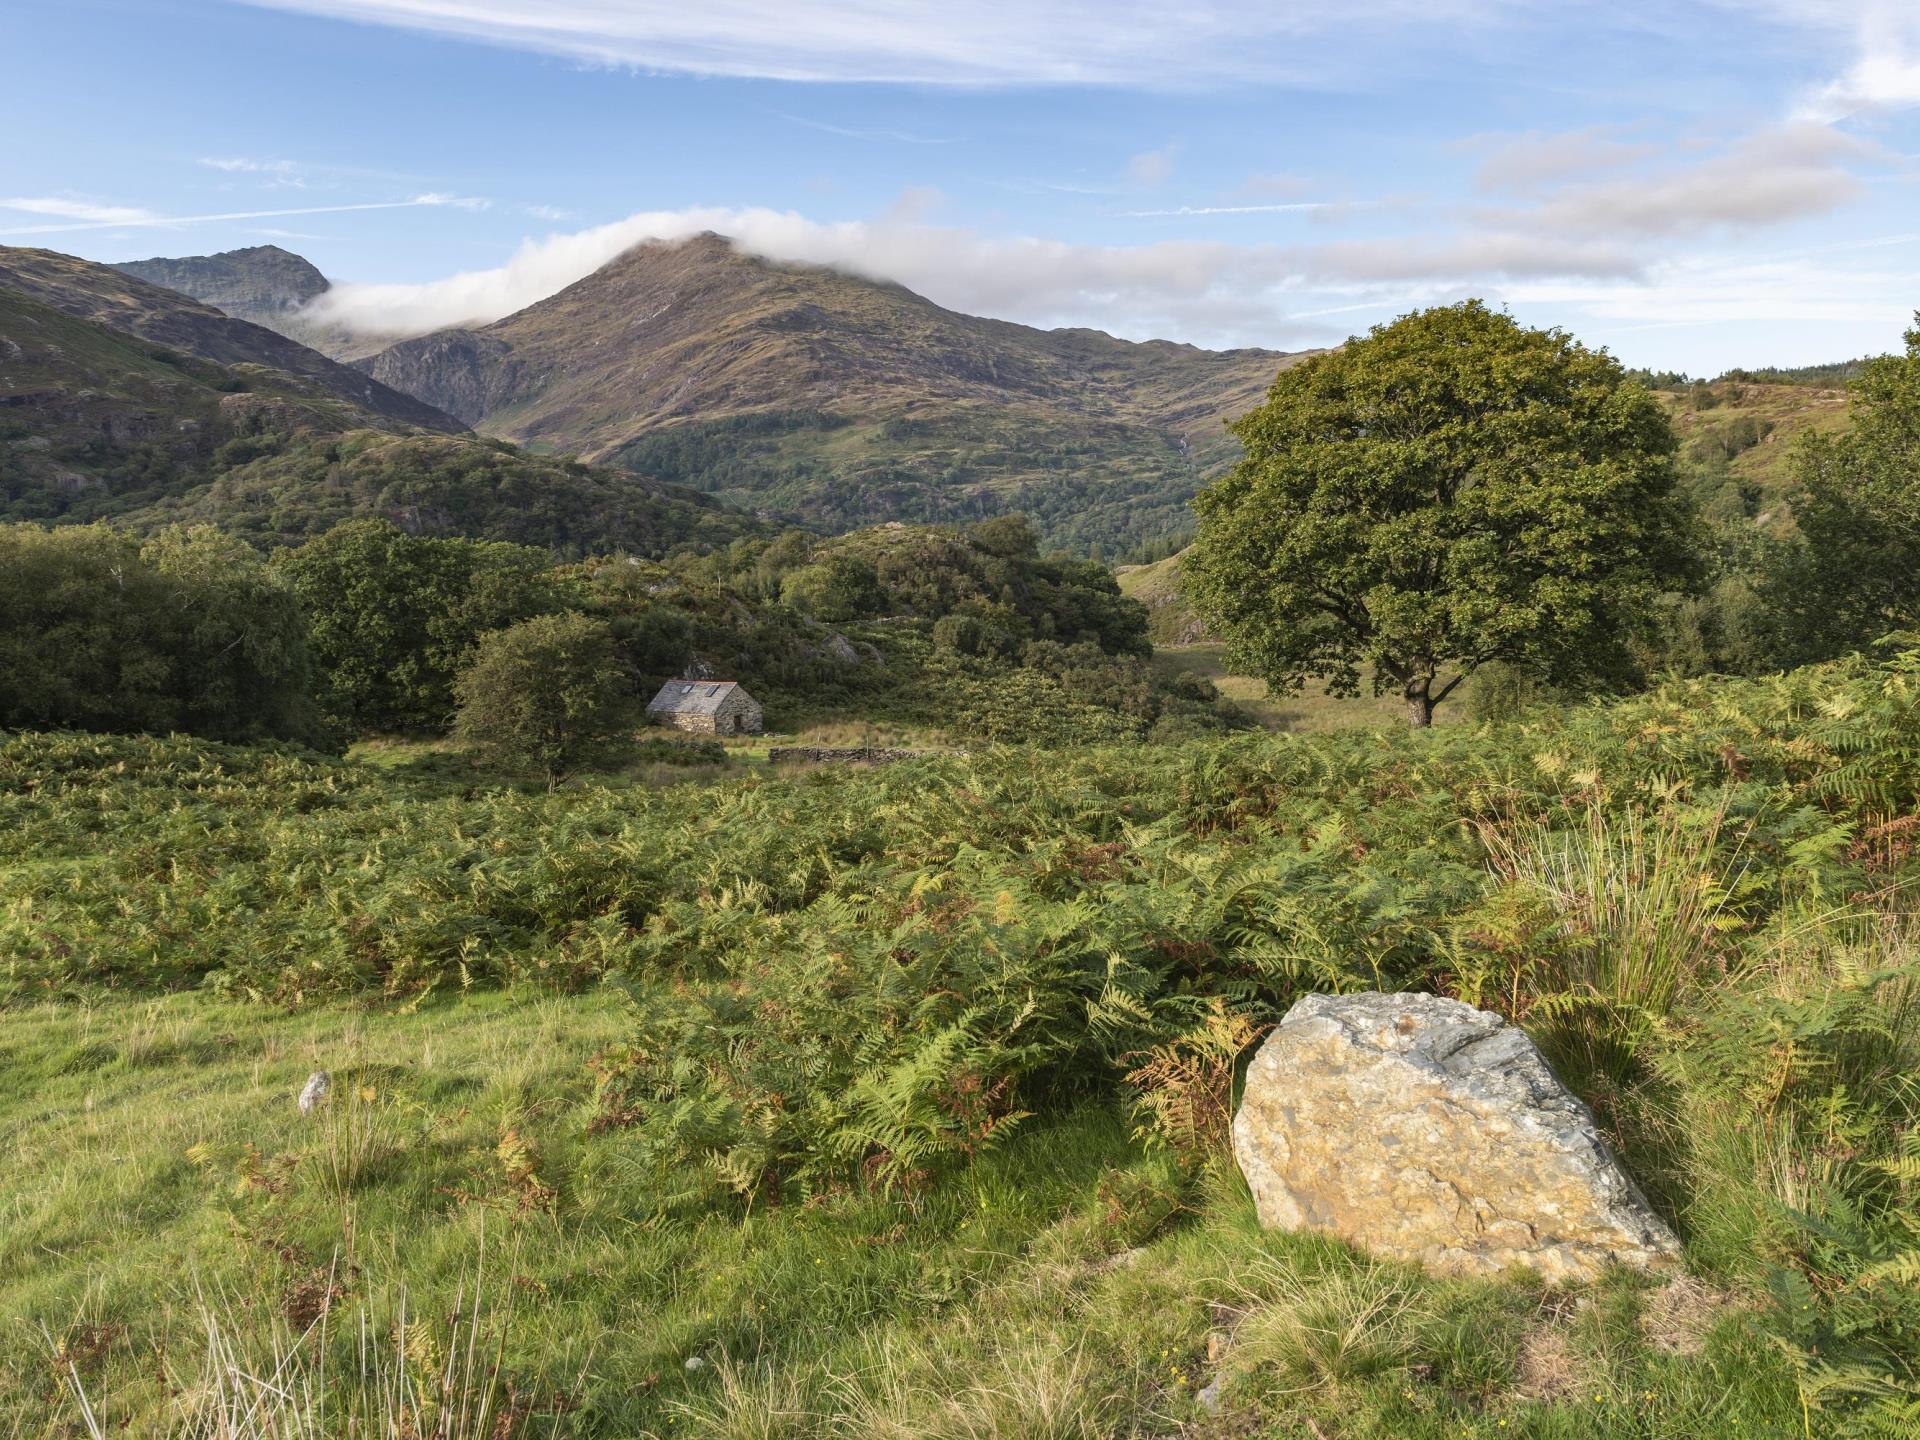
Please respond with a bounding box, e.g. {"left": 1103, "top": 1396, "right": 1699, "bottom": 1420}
{"left": 0, "top": 246, "right": 459, "bottom": 432}
{"left": 359, "top": 234, "right": 1303, "bottom": 553}
{"left": 0, "top": 247, "right": 763, "bottom": 555}
{"left": 114, "top": 244, "right": 328, "bottom": 323}
{"left": 108, "top": 242, "right": 379, "bottom": 359}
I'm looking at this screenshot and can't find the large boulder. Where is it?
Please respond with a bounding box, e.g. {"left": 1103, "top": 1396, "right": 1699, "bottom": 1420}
{"left": 1232, "top": 992, "right": 1681, "bottom": 1283}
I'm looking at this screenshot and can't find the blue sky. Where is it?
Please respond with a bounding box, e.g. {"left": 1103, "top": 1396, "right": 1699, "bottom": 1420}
{"left": 4, "top": 0, "right": 1919, "bottom": 372}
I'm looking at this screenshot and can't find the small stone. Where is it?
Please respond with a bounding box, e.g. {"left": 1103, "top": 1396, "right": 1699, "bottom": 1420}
{"left": 684, "top": 1356, "right": 706, "bottom": 1373}
{"left": 1194, "top": 1374, "right": 1225, "bottom": 1414}
{"left": 297, "top": 1071, "right": 331, "bottom": 1115}
{"left": 1231, "top": 992, "right": 1682, "bottom": 1283}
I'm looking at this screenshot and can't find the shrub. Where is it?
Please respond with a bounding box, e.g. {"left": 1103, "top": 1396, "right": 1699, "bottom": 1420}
{"left": 452, "top": 614, "right": 633, "bottom": 786}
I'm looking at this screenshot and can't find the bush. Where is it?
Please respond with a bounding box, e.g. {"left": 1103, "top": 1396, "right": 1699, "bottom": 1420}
{"left": 452, "top": 613, "right": 633, "bottom": 785}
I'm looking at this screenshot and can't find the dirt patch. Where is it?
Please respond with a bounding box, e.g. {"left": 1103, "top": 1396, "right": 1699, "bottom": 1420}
{"left": 1639, "top": 1275, "right": 1736, "bottom": 1357}
{"left": 1513, "top": 1322, "right": 1581, "bottom": 1402}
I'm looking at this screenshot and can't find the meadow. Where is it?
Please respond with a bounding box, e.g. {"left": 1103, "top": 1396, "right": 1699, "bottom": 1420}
{"left": 5, "top": 653, "right": 1920, "bottom": 1436}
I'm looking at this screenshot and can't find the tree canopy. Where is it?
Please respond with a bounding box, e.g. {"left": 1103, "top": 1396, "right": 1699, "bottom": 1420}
{"left": 274, "top": 519, "right": 572, "bottom": 733}
{"left": 452, "top": 612, "right": 633, "bottom": 786}
{"left": 1185, "top": 301, "right": 1699, "bottom": 725}
{"left": 1760, "top": 318, "right": 1920, "bottom": 666}
{"left": 0, "top": 523, "right": 317, "bottom": 743}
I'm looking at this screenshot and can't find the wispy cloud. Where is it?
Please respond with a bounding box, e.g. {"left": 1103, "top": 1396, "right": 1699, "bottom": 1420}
{"left": 0, "top": 193, "right": 489, "bottom": 237}
{"left": 1760, "top": 0, "right": 1920, "bottom": 120}
{"left": 523, "top": 204, "right": 575, "bottom": 221}
{"left": 199, "top": 156, "right": 301, "bottom": 175}
{"left": 1474, "top": 124, "right": 1883, "bottom": 242}
{"left": 228, "top": 0, "right": 1517, "bottom": 86}
{"left": 1470, "top": 127, "right": 1657, "bottom": 193}
{"left": 771, "top": 111, "right": 956, "bottom": 145}
{"left": 1124, "top": 202, "right": 1352, "bottom": 217}
{"left": 2, "top": 197, "right": 161, "bottom": 224}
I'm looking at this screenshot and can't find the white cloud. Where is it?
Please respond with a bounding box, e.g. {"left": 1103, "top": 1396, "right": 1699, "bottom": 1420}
{"left": 303, "top": 205, "right": 1317, "bottom": 342}
{"left": 1, "top": 196, "right": 160, "bottom": 224}
{"left": 300, "top": 201, "right": 1659, "bottom": 346}
{"left": 1754, "top": 0, "right": 1920, "bottom": 119}
{"left": 523, "top": 204, "right": 575, "bottom": 221}
{"left": 1472, "top": 123, "right": 1881, "bottom": 242}
{"left": 1311, "top": 232, "right": 1645, "bottom": 282}
{"left": 1472, "top": 128, "right": 1657, "bottom": 193}
{"left": 230, "top": 0, "right": 1513, "bottom": 86}
{"left": 199, "top": 156, "right": 301, "bottom": 175}
{"left": 0, "top": 194, "right": 488, "bottom": 238}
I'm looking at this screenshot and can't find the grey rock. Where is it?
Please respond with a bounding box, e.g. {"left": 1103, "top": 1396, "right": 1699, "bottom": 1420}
{"left": 297, "top": 1070, "right": 331, "bottom": 1115}
{"left": 1231, "top": 992, "right": 1682, "bottom": 1283}
{"left": 1194, "top": 1374, "right": 1224, "bottom": 1414}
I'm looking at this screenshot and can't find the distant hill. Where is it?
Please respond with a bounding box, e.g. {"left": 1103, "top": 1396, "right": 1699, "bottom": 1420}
{"left": 111, "top": 243, "right": 374, "bottom": 360}
{"left": 1653, "top": 378, "right": 1852, "bottom": 531}
{"left": 0, "top": 247, "right": 763, "bottom": 556}
{"left": 114, "top": 244, "right": 326, "bottom": 322}
{"left": 0, "top": 246, "right": 459, "bottom": 433}
{"left": 352, "top": 234, "right": 1301, "bottom": 553}
{"left": 1115, "top": 549, "right": 1210, "bottom": 645}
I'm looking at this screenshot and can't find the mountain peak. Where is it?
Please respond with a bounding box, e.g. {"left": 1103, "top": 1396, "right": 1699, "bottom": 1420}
{"left": 357, "top": 234, "right": 1302, "bottom": 550}
{"left": 115, "top": 244, "right": 330, "bottom": 316}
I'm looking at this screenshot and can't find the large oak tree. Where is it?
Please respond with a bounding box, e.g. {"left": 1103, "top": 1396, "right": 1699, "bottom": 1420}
{"left": 1186, "top": 302, "right": 1699, "bottom": 726}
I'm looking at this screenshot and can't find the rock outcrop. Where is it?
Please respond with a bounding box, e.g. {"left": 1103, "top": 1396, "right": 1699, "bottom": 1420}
{"left": 1232, "top": 992, "right": 1681, "bottom": 1283}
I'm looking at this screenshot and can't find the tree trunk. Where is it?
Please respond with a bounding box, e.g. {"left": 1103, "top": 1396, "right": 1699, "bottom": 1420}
{"left": 1404, "top": 685, "right": 1434, "bottom": 729}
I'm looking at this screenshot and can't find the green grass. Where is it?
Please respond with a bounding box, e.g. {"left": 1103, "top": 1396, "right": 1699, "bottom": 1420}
{"left": 1, "top": 992, "right": 1805, "bottom": 1439}
{"left": 1150, "top": 644, "right": 1462, "bottom": 732}
{"left": 10, "top": 653, "right": 1920, "bottom": 1434}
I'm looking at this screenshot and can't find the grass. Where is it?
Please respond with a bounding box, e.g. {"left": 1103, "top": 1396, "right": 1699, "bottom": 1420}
{"left": 0, "top": 985, "right": 1816, "bottom": 1438}
{"left": 1150, "top": 644, "right": 1463, "bottom": 732}
{"left": 12, "top": 653, "right": 1920, "bottom": 1434}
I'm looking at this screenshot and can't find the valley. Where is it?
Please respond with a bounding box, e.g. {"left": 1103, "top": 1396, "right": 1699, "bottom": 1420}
{"left": 3, "top": 231, "right": 1916, "bottom": 1440}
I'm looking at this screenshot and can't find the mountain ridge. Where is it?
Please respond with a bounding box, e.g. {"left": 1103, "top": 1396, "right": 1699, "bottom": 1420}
{"left": 0, "top": 245, "right": 763, "bottom": 556}
{"left": 347, "top": 233, "right": 1302, "bottom": 551}
{"left": 0, "top": 246, "right": 461, "bottom": 433}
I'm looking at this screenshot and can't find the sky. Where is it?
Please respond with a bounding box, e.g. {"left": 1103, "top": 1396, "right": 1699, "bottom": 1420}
{"left": 4, "top": 0, "right": 1920, "bottom": 373}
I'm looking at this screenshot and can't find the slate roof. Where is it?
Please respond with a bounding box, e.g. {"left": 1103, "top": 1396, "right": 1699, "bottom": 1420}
{"left": 645, "top": 679, "right": 753, "bottom": 717}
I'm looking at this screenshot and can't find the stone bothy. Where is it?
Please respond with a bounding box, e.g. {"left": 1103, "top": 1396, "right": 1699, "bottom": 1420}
{"left": 644, "top": 679, "right": 764, "bottom": 736}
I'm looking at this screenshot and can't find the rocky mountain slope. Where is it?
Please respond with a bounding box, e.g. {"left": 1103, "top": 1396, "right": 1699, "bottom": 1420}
{"left": 114, "top": 244, "right": 327, "bottom": 324}
{"left": 0, "top": 246, "right": 459, "bottom": 433}
{"left": 355, "top": 234, "right": 1302, "bottom": 553}
{"left": 0, "top": 248, "right": 760, "bottom": 555}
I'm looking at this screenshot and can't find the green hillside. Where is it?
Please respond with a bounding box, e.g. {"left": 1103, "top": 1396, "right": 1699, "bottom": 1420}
{"left": 0, "top": 267, "right": 762, "bottom": 557}
{"left": 359, "top": 234, "right": 1300, "bottom": 554}
{"left": 0, "top": 245, "right": 458, "bottom": 432}
{"left": 1655, "top": 377, "right": 1853, "bottom": 530}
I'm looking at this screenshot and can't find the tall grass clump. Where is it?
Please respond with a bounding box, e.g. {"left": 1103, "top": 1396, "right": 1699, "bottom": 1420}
{"left": 1229, "top": 1264, "right": 1427, "bottom": 1394}
{"left": 46, "top": 1258, "right": 578, "bottom": 1440}
{"left": 1461, "top": 801, "right": 1751, "bottom": 1095}
{"left": 1652, "top": 912, "right": 1920, "bottom": 1433}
